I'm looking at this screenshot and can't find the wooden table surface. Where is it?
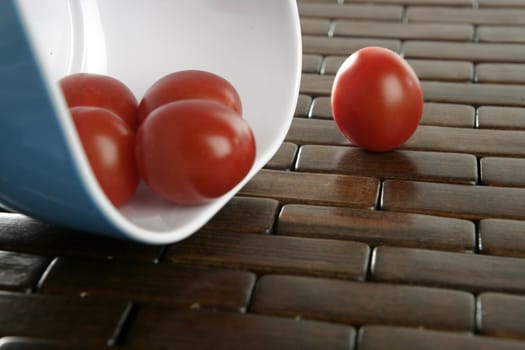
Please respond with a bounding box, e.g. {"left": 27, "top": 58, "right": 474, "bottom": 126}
{"left": 2, "top": 0, "right": 525, "bottom": 349}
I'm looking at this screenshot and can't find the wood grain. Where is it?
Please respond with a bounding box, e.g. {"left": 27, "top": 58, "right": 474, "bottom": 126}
{"left": 202, "top": 196, "right": 280, "bottom": 234}
{"left": 39, "top": 257, "right": 255, "bottom": 311}
{"left": 478, "top": 292, "right": 525, "bottom": 340}
{"left": 303, "top": 35, "right": 401, "bottom": 56}
{"left": 0, "top": 293, "right": 128, "bottom": 344}
{"left": 480, "top": 157, "right": 525, "bottom": 187}
{"left": 124, "top": 307, "right": 355, "bottom": 350}
{"left": 407, "top": 7, "right": 525, "bottom": 25}
{"left": 0, "top": 250, "right": 49, "bottom": 292}
{"left": 372, "top": 246, "right": 525, "bottom": 293}
{"left": 296, "top": 145, "right": 478, "bottom": 184}
{"left": 382, "top": 180, "right": 525, "bottom": 220}
{"left": 0, "top": 213, "right": 162, "bottom": 262}
{"left": 251, "top": 274, "right": 475, "bottom": 331}
{"left": 477, "top": 106, "right": 525, "bottom": 130}
{"left": 476, "top": 64, "right": 525, "bottom": 84}
{"left": 334, "top": 20, "right": 473, "bottom": 41}
{"left": 405, "top": 41, "right": 525, "bottom": 63}
{"left": 295, "top": 94, "right": 312, "bottom": 117}
{"left": 477, "top": 25, "right": 525, "bottom": 43}
{"left": 298, "top": 3, "right": 403, "bottom": 21}
{"left": 420, "top": 102, "right": 475, "bottom": 127}
{"left": 277, "top": 204, "right": 475, "bottom": 251}
{"left": 240, "top": 169, "right": 379, "bottom": 209}
{"left": 358, "top": 325, "right": 525, "bottom": 350}
{"left": 264, "top": 142, "right": 299, "bottom": 171}
{"left": 479, "top": 219, "right": 525, "bottom": 258}
{"left": 167, "top": 230, "right": 370, "bottom": 280}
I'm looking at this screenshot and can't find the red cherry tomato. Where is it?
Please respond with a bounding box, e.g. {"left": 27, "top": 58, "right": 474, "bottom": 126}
{"left": 137, "top": 70, "right": 242, "bottom": 125}
{"left": 136, "top": 99, "right": 255, "bottom": 205}
{"left": 71, "top": 106, "right": 139, "bottom": 207}
{"left": 60, "top": 73, "right": 139, "bottom": 130}
{"left": 331, "top": 47, "right": 423, "bottom": 152}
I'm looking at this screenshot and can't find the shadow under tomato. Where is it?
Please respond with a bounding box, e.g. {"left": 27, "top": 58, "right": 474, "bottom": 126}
{"left": 333, "top": 146, "right": 418, "bottom": 182}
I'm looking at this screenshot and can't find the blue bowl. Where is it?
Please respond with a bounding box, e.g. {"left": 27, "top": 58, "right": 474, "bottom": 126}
{"left": 0, "top": 0, "right": 302, "bottom": 244}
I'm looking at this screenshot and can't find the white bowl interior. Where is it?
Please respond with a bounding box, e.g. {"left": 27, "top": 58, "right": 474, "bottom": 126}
{"left": 16, "top": 0, "right": 301, "bottom": 243}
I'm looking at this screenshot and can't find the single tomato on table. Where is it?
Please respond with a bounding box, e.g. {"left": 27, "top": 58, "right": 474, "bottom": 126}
{"left": 70, "top": 106, "right": 139, "bottom": 207}
{"left": 331, "top": 47, "right": 423, "bottom": 152}
{"left": 60, "top": 73, "right": 139, "bottom": 130}
{"left": 136, "top": 99, "right": 256, "bottom": 205}
{"left": 137, "top": 70, "right": 242, "bottom": 125}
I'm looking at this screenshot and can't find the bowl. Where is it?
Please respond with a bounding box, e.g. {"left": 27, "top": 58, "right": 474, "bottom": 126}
{"left": 0, "top": 0, "right": 302, "bottom": 244}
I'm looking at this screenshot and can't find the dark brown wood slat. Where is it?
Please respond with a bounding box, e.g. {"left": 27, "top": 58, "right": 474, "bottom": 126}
{"left": 382, "top": 180, "right": 525, "bottom": 220}
{"left": 285, "top": 118, "right": 349, "bottom": 145}
{"left": 404, "top": 125, "right": 525, "bottom": 157}
{"left": 202, "top": 196, "right": 279, "bottom": 234}
{"left": 288, "top": 118, "right": 525, "bottom": 158}
{"left": 405, "top": 41, "right": 525, "bottom": 63}
{"left": 479, "top": 219, "right": 525, "bottom": 258}
{"left": 298, "top": 0, "right": 338, "bottom": 3}
{"left": 296, "top": 145, "right": 478, "bottom": 184}
{"left": 372, "top": 246, "right": 525, "bottom": 293}
{"left": 302, "top": 55, "right": 323, "bottom": 74}
{"left": 334, "top": 20, "right": 473, "bottom": 41}
{"left": 239, "top": 169, "right": 379, "bottom": 209}
{"left": 480, "top": 157, "right": 525, "bottom": 187}
{"left": 358, "top": 325, "right": 525, "bottom": 350}
{"left": 478, "top": 26, "right": 525, "bottom": 43}
{"left": 295, "top": 94, "right": 312, "bottom": 117}
{"left": 0, "top": 293, "right": 128, "bottom": 344}
{"left": 421, "top": 81, "right": 525, "bottom": 106}
{"left": 420, "top": 102, "right": 475, "bottom": 127}
{"left": 39, "top": 257, "right": 255, "bottom": 312}
{"left": 0, "top": 213, "right": 161, "bottom": 262}
{"left": 298, "top": 3, "right": 403, "bottom": 21}
{"left": 303, "top": 35, "right": 401, "bottom": 56}
{"left": 478, "top": 0, "right": 525, "bottom": 7}
{"left": 323, "top": 56, "right": 347, "bottom": 75}
{"left": 124, "top": 307, "right": 355, "bottom": 350}
{"left": 478, "top": 106, "right": 525, "bottom": 130}
{"left": 352, "top": 0, "right": 472, "bottom": 5}
{"left": 167, "top": 231, "right": 370, "bottom": 280}
{"left": 0, "top": 338, "right": 100, "bottom": 350}
{"left": 300, "top": 73, "right": 333, "bottom": 96}
{"left": 310, "top": 97, "right": 332, "bottom": 119}
{"left": 250, "top": 275, "right": 475, "bottom": 331}
{"left": 407, "top": 7, "right": 525, "bottom": 25}
{"left": 277, "top": 204, "right": 475, "bottom": 251}
{"left": 264, "top": 142, "right": 299, "bottom": 171}
{"left": 0, "top": 251, "right": 49, "bottom": 292}
{"left": 478, "top": 292, "right": 525, "bottom": 340}
{"left": 301, "top": 18, "right": 331, "bottom": 36}
{"left": 476, "top": 64, "right": 525, "bottom": 84}
{"left": 407, "top": 59, "right": 474, "bottom": 82}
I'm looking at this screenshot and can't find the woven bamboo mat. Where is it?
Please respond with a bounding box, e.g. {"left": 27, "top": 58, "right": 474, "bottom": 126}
{"left": 1, "top": 0, "right": 525, "bottom": 349}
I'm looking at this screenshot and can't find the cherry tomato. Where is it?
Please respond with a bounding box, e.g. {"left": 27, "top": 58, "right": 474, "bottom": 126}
{"left": 137, "top": 70, "right": 242, "bottom": 125}
{"left": 60, "top": 73, "right": 139, "bottom": 130}
{"left": 71, "top": 106, "right": 139, "bottom": 207}
{"left": 331, "top": 47, "right": 423, "bottom": 152}
{"left": 136, "top": 99, "right": 255, "bottom": 205}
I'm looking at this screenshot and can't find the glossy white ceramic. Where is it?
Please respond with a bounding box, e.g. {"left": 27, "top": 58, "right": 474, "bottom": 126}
{"left": 0, "top": 0, "right": 301, "bottom": 244}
